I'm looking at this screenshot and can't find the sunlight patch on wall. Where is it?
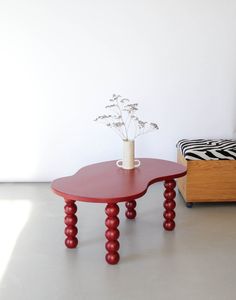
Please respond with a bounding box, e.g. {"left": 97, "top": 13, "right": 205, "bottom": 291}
{"left": 0, "top": 200, "right": 32, "bottom": 282}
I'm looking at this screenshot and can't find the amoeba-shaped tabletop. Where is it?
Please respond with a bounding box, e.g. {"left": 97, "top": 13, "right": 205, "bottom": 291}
{"left": 52, "top": 158, "right": 186, "bottom": 203}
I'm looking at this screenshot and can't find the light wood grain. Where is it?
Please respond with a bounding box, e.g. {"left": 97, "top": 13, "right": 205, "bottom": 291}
{"left": 177, "top": 150, "right": 236, "bottom": 202}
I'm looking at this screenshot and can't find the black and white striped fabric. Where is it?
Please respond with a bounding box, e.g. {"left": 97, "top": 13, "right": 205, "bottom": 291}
{"left": 177, "top": 139, "right": 236, "bottom": 160}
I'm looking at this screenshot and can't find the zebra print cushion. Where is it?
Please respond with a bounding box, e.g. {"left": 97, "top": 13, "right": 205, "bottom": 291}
{"left": 177, "top": 139, "right": 236, "bottom": 160}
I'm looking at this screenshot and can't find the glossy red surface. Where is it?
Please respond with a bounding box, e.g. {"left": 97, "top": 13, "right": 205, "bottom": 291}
{"left": 51, "top": 158, "right": 187, "bottom": 203}
{"left": 64, "top": 200, "right": 78, "bottom": 248}
{"left": 163, "top": 180, "right": 176, "bottom": 231}
{"left": 125, "top": 201, "right": 137, "bottom": 219}
{"left": 105, "top": 203, "right": 120, "bottom": 264}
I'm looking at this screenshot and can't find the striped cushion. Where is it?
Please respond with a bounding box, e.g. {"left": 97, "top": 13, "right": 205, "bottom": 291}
{"left": 177, "top": 139, "right": 236, "bottom": 160}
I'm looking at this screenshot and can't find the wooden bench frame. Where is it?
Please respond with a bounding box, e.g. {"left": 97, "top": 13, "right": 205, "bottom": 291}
{"left": 177, "top": 150, "right": 236, "bottom": 204}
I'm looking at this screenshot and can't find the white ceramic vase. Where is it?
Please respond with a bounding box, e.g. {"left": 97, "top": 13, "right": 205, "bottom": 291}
{"left": 116, "top": 140, "right": 141, "bottom": 170}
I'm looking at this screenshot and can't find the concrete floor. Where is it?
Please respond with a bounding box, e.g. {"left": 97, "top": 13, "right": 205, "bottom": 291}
{"left": 0, "top": 183, "right": 236, "bottom": 300}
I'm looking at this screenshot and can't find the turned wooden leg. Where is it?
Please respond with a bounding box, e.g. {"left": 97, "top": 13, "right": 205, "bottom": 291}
{"left": 125, "top": 200, "right": 137, "bottom": 219}
{"left": 64, "top": 200, "right": 78, "bottom": 248}
{"left": 105, "top": 203, "right": 120, "bottom": 265}
{"left": 163, "top": 180, "right": 176, "bottom": 231}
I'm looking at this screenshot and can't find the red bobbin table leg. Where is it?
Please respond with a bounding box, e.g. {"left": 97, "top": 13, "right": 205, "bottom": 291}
{"left": 105, "top": 203, "right": 120, "bottom": 265}
{"left": 125, "top": 200, "right": 137, "bottom": 219}
{"left": 64, "top": 200, "right": 78, "bottom": 248}
{"left": 163, "top": 180, "right": 176, "bottom": 231}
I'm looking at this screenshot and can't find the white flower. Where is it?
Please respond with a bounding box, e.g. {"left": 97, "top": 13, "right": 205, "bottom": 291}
{"left": 95, "top": 94, "right": 159, "bottom": 140}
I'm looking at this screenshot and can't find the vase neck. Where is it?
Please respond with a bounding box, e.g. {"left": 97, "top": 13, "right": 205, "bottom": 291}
{"left": 123, "top": 139, "right": 135, "bottom": 144}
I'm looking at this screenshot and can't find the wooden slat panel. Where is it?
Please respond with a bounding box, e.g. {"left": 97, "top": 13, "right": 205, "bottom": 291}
{"left": 177, "top": 151, "right": 236, "bottom": 202}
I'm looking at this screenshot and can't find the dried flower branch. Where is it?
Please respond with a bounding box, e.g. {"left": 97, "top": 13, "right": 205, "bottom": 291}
{"left": 94, "top": 94, "right": 159, "bottom": 141}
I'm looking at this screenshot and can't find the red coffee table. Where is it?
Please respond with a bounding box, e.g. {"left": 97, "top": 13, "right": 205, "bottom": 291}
{"left": 51, "top": 158, "right": 187, "bottom": 265}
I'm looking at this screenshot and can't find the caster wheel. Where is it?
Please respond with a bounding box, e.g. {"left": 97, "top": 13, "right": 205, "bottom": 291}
{"left": 186, "top": 202, "right": 193, "bottom": 208}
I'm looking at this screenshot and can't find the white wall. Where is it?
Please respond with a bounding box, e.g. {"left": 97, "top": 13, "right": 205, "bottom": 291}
{"left": 0, "top": 0, "right": 236, "bottom": 181}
